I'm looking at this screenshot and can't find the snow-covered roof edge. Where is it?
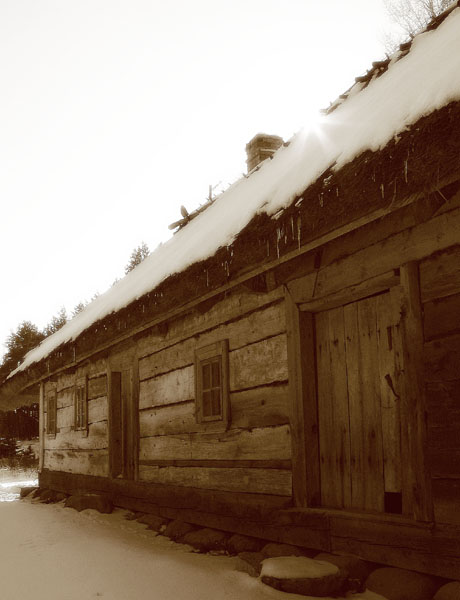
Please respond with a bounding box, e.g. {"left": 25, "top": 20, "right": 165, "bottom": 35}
{"left": 8, "top": 4, "right": 460, "bottom": 380}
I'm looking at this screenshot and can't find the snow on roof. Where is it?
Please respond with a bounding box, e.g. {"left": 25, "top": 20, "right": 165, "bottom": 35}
{"left": 11, "top": 6, "right": 460, "bottom": 378}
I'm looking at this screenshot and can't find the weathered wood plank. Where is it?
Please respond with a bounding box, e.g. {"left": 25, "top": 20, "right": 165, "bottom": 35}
{"left": 56, "top": 373, "right": 75, "bottom": 393}
{"left": 139, "top": 366, "right": 194, "bottom": 409}
{"left": 56, "top": 404, "right": 74, "bottom": 429}
{"left": 399, "top": 263, "right": 433, "bottom": 521}
{"left": 313, "top": 207, "right": 460, "bottom": 302}
{"left": 138, "top": 465, "right": 292, "bottom": 496}
{"left": 45, "top": 421, "right": 108, "bottom": 450}
{"left": 138, "top": 302, "right": 285, "bottom": 381}
{"left": 424, "top": 333, "right": 460, "bottom": 382}
{"left": 433, "top": 478, "right": 460, "bottom": 525}
{"left": 88, "top": 374, "right": 107, "bottom": 400}
{"left": 420, "top": 245, "right": 460, "bottom": 303}
{"left": 87, "top": 396, "right": 108, "bottom": 424}
{"left": 356, "top": 296, "right": 384, "bottom": 512}
{"left": 139, "top": 385, "right": 289, "bottom": 437}
{"left": 376, "top": 293, "right": 402, "bottom": 495}
{"left": 230, "top": 334, "right": 288, "bottom": 391}
{"left": 139, "top": 459, "right": 291, "bottom": 469}
{"left": 135, "top": 288, "right": 284, "bottom": 361}
{"left": 56, "top": 387, "right": 73, "bottom": 409}
{"left": 139, "top": 425, "right": 291, "bottom": 462}
{"left": 423, "top": 291, "right": 460, "bottom": 341}
{"left": 43, "top": 448, "right": 108, "bottom": 477}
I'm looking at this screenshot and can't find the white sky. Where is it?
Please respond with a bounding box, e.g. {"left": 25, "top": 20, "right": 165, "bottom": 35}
{"left": 0, "top": 0, "right": 399, "bottom": 361}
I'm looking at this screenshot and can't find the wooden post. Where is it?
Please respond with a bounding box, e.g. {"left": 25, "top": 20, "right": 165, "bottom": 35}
{"left": 399, "top": 261, "right": 434, "bottom": 521}
{"left": 39, "top": 382, "right": 45, "bottom": 473}
{"left": 285, "top": 286, "right": 320, "bottom": 507}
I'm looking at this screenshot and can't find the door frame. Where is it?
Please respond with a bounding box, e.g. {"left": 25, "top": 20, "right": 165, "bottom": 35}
{"left": 107, "top": 345, "right": 139, "bottom": 480}
{"left": 285, "top": 262, "right": 433, "bottom": 521}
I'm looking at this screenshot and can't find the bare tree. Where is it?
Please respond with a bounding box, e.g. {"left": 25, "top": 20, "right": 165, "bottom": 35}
{"left": 383, "top": 0, "right": 452, "bottom": 52}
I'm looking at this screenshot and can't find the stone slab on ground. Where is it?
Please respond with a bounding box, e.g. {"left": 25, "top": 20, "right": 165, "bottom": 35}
{"left": 366, "top": 567, "right": 439, "bottom": 600}
{"left": 227, "top": 533, "right": 263, "bottom": 555}
{"left": 261, "top": 542, "right": 315, "bottom": 558}
{"left": 20, "top": 486, "right": 38, "bottom": 498}
{"left": 314, "top": 552, "right": 372, "bottom": 591}
{"left": 65, "top": 494, "right": 113, "bottom": 514}
{"left": 261, "top": 556, "right": 348, "bottom": 597}
{"left": 137, "top": 514, "right": 170, "bottom": 532}
{"left": 433, "top": 582, "right": 460, "bottom": 600}
{"left": 181, "top": 528, "right": 229, "bottom": 552}
{"left": 235, "top": 552, "right": 266, "bottom": 578}
{"left": 163, "top": 519, "right": 198, "bottom": 542}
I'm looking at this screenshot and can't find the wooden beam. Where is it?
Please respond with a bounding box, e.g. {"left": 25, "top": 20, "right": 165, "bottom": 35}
{"left": 284, "top": 287, "right": 320, "bottom": 508}
{"left": 399, "top": 262, "right": 434, "bottom": 522}
{"left": 138, "top": 459, "right": 291, "bottom": 469}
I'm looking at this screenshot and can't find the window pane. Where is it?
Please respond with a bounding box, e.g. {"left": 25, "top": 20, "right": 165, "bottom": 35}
{"left": 202, "top": 363, "right": 212, "bottom": 390}
{"left": 211, "top": 360, "right": 221, "bottom": 387}
{"left": 211, "top": 388, "right": 221, "bottom": 417}
{"left": 202, "top": 390, "right": 212, "bottom": 417}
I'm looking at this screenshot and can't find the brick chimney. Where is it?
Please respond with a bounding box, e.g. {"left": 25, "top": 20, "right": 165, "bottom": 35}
{"left": 246, "top": 133, "right": 284, "bottom": 173}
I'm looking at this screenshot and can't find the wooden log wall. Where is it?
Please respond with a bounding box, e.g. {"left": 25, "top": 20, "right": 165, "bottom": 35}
{"left": 136, "top": 287, "right": 292, "bottom": 497}
{"left": 420, "top": 244, "right": 460, "bottom": 524}
{"left": 43, "top": 358, "right": 109, "bottom": 477}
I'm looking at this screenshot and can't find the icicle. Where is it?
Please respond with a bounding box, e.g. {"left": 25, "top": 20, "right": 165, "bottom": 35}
{"left": 290, "top": 216, "right": 295, "bottom": 239}
{"left": 404, "top": 158, "right": 408, "bottom": 183}
{"left": 205, "top": 269, "right": 209, "bottom": 287}
{"left": 319, "top": 194, "right": 324, "bottom": 208}
{"left": 380, "top": 183, "right": 385, "bottom": 199}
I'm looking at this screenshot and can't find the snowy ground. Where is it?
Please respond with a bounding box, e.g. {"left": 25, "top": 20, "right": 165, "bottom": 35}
{"left": 0, "top": 475, "right": 383, "bottom": 600}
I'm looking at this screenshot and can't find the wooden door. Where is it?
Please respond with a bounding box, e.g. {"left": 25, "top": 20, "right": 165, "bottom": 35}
{"left": 109, "top": 369, "right": 135, "bottom": 479}
{"left": 315, "top": 290, "right": 402, "bottom": 513}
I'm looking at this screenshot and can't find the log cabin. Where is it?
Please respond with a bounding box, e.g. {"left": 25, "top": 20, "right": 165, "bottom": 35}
{"left": 1, "top": 3, "right": 460, "bottom": 579}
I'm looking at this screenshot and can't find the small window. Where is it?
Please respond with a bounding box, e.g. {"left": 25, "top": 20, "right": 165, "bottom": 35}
{"left": 195, "top": 340, "right": 229, "bottom": 424}
{"left": 46, "top": 390, "right": 57, "bottom": 436}
{"left": 74, "top": 378, "right": 88, "bottom": 432}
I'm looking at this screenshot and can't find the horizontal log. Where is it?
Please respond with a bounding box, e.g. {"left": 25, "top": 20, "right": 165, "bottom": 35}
{"left": 88, "top": 396, "right": 108, "bottom": 424}
{"left": 139, "top": 302, "right": 285, "bottom": 381}
{"left": 45, "top": 421, "right": 108, "bottom": 451}
{"left": 139, "top": 459, "right": 291, "bottom": 469}
{"left": 139, "top": 385, "right": 290, "bottom": 437}
{"left": 433, "top": 478, "right": 460, "bottom": 525}
{"left": 39, "top": 468, "right": 292, "bottom": 518}
{"left": 43, "top": 449, "right": 108, "bottom": 477}
{"left": 307, "top": 207, "right": 460, "bottom": 303}
{"left": 420, "top": 244, "right": 460, "bottom": 303}
{"left": 424, "top": 334, "right": 460, "bottom": 382}
{"left": 428, "top": 448, "right": 460, "bottom": 478}
{"left": 426, "top": 381, "right": 460, "bottom": 426}
{"left": 296, "top": 270, "right": 400, "bottom": 310}
{"left": 138, "top": 465, "right": 292, "bottom": 496}
{"left": 56, "top": 373, "right": 75, "bottom": 393}
{"left": 139, "top": 365, "right": 194, "bottom": 410}
{"left": 139, "top": 425, "right": 291, "bottom": 462}
{"left": 423, "top": 291, "right": 460, "bottom": 341}
{"left": 88, "top": 375, "right": 107, "bottom": 400}
{"left": 230, "top": 334, "right": 288, "bottom": 390}
{"left": 56, "top": 405, "right": 74, "bottom": 429}
{"left": 57, "top": 387, "right": 73, "bottom": 409}
{"left": 135, "top": 288, "right": 284, "bottom": 360}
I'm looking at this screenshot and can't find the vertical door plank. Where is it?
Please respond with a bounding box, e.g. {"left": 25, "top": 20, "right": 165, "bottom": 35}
{"left": 316, "top": 310, "right": 335, "bottom": 507}
{"left": 376, "top": 293, "right": 402, "bottom": 494}
{"left": 327, "top": 306, "right": 352, "bottom": 508}
{"left": 356, "top": 296, "right": 384, "bottom": 512}
{"left": 285, "top": 289, "right": 320, "bottom": 507}
{"left": 344, "top": 301, "right": 365, "bottom": 510}
{"left": 110, "top": 371, "right": 123, "bottom": 478}
{"left": 399, "top": 262, "right": 434, "bottom": 521}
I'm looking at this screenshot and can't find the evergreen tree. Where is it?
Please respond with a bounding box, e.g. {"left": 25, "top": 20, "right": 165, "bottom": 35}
{"left": 125, "top": 242, "right": 150, "bottom": 274}
{"left": 0, "top": 321, "right": 45, "bottom": 382}
{"left": 43, "top": 307, "right": 67, "bottom": 336}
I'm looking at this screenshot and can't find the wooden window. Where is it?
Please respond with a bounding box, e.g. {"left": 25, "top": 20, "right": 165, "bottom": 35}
{"left": 195, "top": 340, "right": 229, "bottom": 424}
{"left": 46, "top": 390, "right": 57, "bottom": 436}
{"left": 74, "top": 378, "right": 88, "bottom": 433}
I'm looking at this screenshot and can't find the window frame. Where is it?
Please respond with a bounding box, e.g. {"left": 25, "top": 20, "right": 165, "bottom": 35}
{"left": 73, "top": 377, "right": 88, "bottom": 435}
{"left": 46, "top": 389, "right": 57, "bottom": 437}
{"left": 194, "top": 340, "right": 229, "bottom": 426}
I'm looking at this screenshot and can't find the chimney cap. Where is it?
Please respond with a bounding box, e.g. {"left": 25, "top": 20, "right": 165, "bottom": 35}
{"left": 246, "top": 133, "right": 284, "bottom": 173}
